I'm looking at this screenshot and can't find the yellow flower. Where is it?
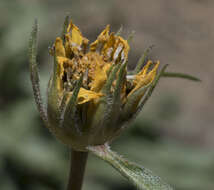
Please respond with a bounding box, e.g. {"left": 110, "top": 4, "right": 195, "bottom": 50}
{"left": 29, "top": 18, "right": 199, "bottom": 190}
{"left": 29, "top": 19, "right": 160, "bottom": 151}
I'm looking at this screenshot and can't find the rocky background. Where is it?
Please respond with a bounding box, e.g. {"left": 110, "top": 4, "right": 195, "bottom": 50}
{"left": 0, "top": 0, "right": 214, "bottom": 189}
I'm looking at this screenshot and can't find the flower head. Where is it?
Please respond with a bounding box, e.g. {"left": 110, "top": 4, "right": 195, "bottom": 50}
{"left": 30, "top": 19, "right": 159, "bottom": 151}
{"left": 29, "top": 18, "right": 199, "bottom": 189}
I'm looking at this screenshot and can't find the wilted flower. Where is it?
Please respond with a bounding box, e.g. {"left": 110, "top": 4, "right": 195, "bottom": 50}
{"left": 29, "top": 18, "right": 199, "bottom": 190}
{"left": 42, "top": 20, "right": 160, "bottom": 151}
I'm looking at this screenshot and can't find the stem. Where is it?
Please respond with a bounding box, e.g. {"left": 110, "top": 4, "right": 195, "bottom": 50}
{"left": 67, "top": 150, "right": 88, "bottom": 190}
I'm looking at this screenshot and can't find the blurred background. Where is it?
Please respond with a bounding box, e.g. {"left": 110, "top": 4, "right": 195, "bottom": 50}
{"left": 0, "top": 0, "right": 214, "bottom": 189}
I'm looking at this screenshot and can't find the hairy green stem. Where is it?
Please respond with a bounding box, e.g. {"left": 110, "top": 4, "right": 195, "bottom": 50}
{"left": 67, "top": 150, "right": 88, "bottom": 190}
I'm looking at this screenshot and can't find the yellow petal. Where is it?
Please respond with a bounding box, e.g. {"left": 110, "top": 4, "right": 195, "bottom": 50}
{"left": 56, "top": 56, "right": 69, "bottom": 79}
{"left": 113, "top": 36, "right": 129, "bottom": 62}
{"left": 101, "top": 34, "right": 130, "bottom": 63}
{"left": 77, "top": 88, "right": 103, "bottom": 104}
{"left": 128, "top": 61, "right": 160, "bottom": 97}
{"left": 138, "top": 60, "right": 153, "bottom": 77}
{"left": 67, "top": 20, "right": 83, "bottom": 46}
{"left": 65, "top": 34, "right": 73, "bottom": 57}
{"left": 52, "top": 56, "right": 68, "bottom": 93}
{"left": 102, "top": 33, "right": 116, "bottom": 60}
{"left": 55, "top": 37, "right": 65, "bottom": 57}
{"left": 97, "top": 24, "right": 110, "bottom": 42}
{"left": 90, "top": 63, "right": 111, "bottom": 92}
{"left": 90, "top": 25, "right": 110, "bottom": 51}
{"left": 143, "top": 61, "right": 160, "bottom": 82}
{"left": 83, "top": 52, "right": 111, "bottom": 92}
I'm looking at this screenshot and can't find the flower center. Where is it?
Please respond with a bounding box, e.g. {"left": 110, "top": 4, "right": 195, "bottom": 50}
{"left": 59, "top": 51, "right": 111, "bottom": 92}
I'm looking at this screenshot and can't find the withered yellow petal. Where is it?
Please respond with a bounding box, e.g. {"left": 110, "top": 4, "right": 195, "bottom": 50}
{"left": 138, "top": 60, "right": 153, "bottom": 77}
{"left": 83, "top": 52, "right": 111, "bottom": 92}
{"left": 55, "top": 37, "right": 65, "bottom": 57}
{"left": 101, "top": 34, "right": 130, "bottom": 63}
{"left": 90, "top": 63, "right": 111, "bottom": 92}
{"left": 98, "top": 24, "right": 110, "bottom": 42}
{"left": 90, "top": 25, "right": 110, "bottom": 51}
{"left": 102, "top": 33, "right": 115, "bottom": 59}
{"left": 53, "top": 56, "right": 68, "bottom": 93}
{"left": 56, "top": 56, "right": 70, "bottom": 79}
{"left": 77, "top": 88, "right": 103, "bottom": 104}
{"left": 57, "top": 56, "right": 70, "bottom": 63}
{"left": 114, "top": 36, "right": 129, "bottom": 61}
{"left": 64, "top": 34, "right": 72, "bottom": 57}
{"left": 145, "top": 61, "right": 160, "bottom": 81}
{"left": 67, "top": 20, "right": 83, "bottom": 46}
{"left": 128, "top": 61, "right": 160, "bottom": 97}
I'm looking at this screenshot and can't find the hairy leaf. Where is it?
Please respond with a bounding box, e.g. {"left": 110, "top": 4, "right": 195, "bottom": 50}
{"left": 29, "top": 20, "right": 49, "bottom": 126}
{"left": 162, "top": 72, "right": 201, "bottom": 82}
{"left": 88, "top": 144, "right": 173, "bottom": 190}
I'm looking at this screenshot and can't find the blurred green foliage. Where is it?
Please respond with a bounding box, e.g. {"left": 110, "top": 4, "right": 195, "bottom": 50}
{"left": 0, "top": 1, "right": 213, "bottom": 190}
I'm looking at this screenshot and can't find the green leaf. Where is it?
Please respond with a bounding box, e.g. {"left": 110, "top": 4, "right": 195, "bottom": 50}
{"left": 61, "top": 75, "right": 83, "bottom": 135}
{"left": 102, "top": 64, "right": 120, "bottom": 95}
{"left": 161, "top": 72, "right": 201, "bottom": 82}
{"left": 88, "top": 144, "right": 173, "bottom": 190}
{"left": 135, "top": 64, "right": 169, "bottom": 115}
{"left": 122, "top": 83, "right": 151, "bottom": 120}
{"left": 133, "top": 45, "right": 155, "bottom": 74}
{"left": 29, "top": 20, "right": 49, "bottom": 126}
{"left": 63, "top": 75, "right": 83, "bottom": 130}
{"left": 113, "top": 62, "right": 127, "bottom": 102}
{"left": 91, "top": 64, "right": 120, "bottom": 132}
{"left": 47, "top": 52, "right": 63, "bottom": 126}
{"left": 61, "top": 15, "right": 70, "bottom": 43}
{"left": 115, "top": 65, "right": 169, "bottom": 136}
{"left": 102, "top": 62, "right": 127, "bottom": 132}
{"left": 127, "top": 31, "right": 135, "bottom": 44}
